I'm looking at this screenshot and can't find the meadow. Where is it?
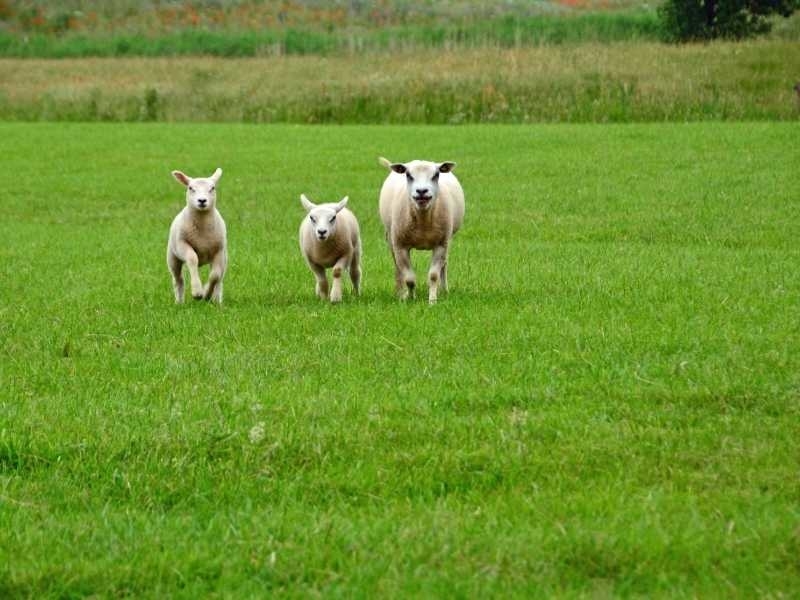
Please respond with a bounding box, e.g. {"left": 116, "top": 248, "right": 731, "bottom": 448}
{"left": 1, "top": 122, "right": 798, "bottom": 597}
{"left": 2, "top": 39, "right": 800, "bottom": 124}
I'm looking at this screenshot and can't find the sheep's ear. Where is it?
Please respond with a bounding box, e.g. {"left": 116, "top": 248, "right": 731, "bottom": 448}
{"left": 210, "top": 168, "right": 222, "bottom": 182}
{"left": 378, "top": 156, "right": 392, "bottom": 169}
{"left": 335, "top": 196, "right": 349, "bottom": 213}
{"left": 438, "top": 161, "right": 456, "bottom": 174}
{"left": 300, "top": 194, "right": 315, "bottom": 212}
{"left": 390, "top": 163, "right": 407, "bottom": 175}
{"left": 172, "top": 170, "right": 190, "bottom": 186}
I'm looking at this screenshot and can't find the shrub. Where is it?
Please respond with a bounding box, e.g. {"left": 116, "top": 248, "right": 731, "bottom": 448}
{"left": 659, "top": 0, "right": 799, "bottom": 42}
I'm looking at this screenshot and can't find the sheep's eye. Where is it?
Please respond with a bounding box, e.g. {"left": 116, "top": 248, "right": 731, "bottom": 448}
{"left": 432, "top": 172, "right": 440, "bottom": 181}
{"left": 309, "top": 216, "right": 316, "bottom": 224}
{"left": 406, "top": 173, "right": 414, "bottom": 182}
{"left": 189, "top": 186, "right": 195, "bottom": 193}
{"left": 209, "top": 186, "right": 215, "bottom": 193}
{"left": 330, "top": 215, "right": 336, "bottom": 223}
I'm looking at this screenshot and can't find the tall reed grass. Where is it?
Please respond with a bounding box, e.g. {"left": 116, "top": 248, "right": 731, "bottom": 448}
{"left": 1, "top": 41, "right": 797, "bottom": 123}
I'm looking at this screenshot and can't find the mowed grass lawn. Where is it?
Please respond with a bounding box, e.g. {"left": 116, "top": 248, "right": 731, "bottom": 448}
{"left": 1, "top": 122, "right": 798, "bottom": 597}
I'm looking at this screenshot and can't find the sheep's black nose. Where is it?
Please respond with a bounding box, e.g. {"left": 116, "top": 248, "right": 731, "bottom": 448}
{"left": 318, "top": 229, "right": 328, "bottom": 236}
{"left": 198, "top": 198, "right": 207, "bottom": 205}
{"left": 416, "top": 188, "right": 429, "bottom": 196}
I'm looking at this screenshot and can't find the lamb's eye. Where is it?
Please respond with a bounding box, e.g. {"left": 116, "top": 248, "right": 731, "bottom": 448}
{"left": 432, "top": 172, "right": 439, "bottom": 181}
{"left": 309, "top": 216, "right": 316, "bottom": 224}
{"left": 406, "top": 173, "right": 414, "bottom": 182}
{"left": 330, "top": 215, "right": 336, "bottom": 223}
{"left": 209, "top": 186, "right": 215, "bottom": 193}
{"left": 189, "top": 186, "right": 195, "bottom": 193}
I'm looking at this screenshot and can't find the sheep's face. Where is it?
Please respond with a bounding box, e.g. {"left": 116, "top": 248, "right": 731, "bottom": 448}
{"left": 390, "top": 160, "right": 456, "bottom": 211}
{"left": 301, "top": 194, "right": 348, "bottom": 242}
{"left": 172, "top": 168, "right": 222, "bottom": 212}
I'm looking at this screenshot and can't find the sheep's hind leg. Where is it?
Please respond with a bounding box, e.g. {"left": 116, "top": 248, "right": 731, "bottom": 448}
{"left": 309, "top": 263, "right": 329, "bottom": 300}
{"left": 428, "top": 245, "right": 448, "bottom": 305}
{"left": 204, "top": 251, "right": 226, "bottom": 304}
{"left": 394, "top": 246, "right": 415, "bottom": 300}
{"left": 350, "top": 245, "right": 362, "bottom": 296}
{"left": 167, "top": 251, "right": 185, "bottom": 303}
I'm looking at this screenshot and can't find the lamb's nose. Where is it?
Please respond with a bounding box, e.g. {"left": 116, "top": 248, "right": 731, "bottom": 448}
{"left": 198, "top": 198, "right": 208, "bottom": 205}
{"left": 416, "top": 188, "right": 429, "bottom": 197}
{"left": 318, "top": 229, "right": 328, "bottom": 236}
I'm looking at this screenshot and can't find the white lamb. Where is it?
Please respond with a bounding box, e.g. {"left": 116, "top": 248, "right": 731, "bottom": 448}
{"left": 166, "top": 168, "right": 227, "bottom": 304}
{"left": 298, "top": 194, "right": 362, "bottom": 303}
{"left": 378, "top": 157, "right": 465, "bottom": 304}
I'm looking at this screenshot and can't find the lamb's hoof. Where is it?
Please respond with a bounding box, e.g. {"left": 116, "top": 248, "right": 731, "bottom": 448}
{"left": 192, "top": 292, "right": 204, "bottom": 300}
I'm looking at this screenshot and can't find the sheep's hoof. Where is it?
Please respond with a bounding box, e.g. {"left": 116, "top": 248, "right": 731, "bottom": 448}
{"left": 191, "top": 292, "right": 204, "bottom": 300}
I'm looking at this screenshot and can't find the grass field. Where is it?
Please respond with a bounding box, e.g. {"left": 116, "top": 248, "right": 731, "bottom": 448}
{"left": 3, "top": 39, "right": 800, "bottom": 124}
{"left": 1, "top": 122, "right": 798, "bottom": 597}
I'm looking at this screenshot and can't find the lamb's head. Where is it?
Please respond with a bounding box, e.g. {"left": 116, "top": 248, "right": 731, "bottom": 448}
{"left": 172, "top": 168, "right": 222, "bottom": 212}
{"left": 301, "top": 194, "right": 348, "bottom": 241}
{"left": 387, "top": 159, "right": 456, "bottom": 211}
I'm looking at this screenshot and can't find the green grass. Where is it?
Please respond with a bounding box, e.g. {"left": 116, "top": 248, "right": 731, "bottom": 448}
{"left": 1, "top": 122, "right": 799, "bottom": 597}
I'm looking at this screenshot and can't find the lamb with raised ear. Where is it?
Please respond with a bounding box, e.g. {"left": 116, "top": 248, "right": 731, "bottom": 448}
{"left": 167, "top": 168, "right": 227, "bottom": 304}
{"left": 299, "top": 194, "right": 362, "bottom": 303}
{"left": 378, "top": 157, "right": 465, "bottom": 304}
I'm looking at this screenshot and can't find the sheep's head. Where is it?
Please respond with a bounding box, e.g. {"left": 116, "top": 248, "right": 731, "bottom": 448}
{"left": 388, "top": 159, "right": 456, "bottom": 211}
{"left": 301, "top": 194, "right": 348, "bottom": 241}
{"left": 172, "top": 168, "right": 222, "bottom": 212}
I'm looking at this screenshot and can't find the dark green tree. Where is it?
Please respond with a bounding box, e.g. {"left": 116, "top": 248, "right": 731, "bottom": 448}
{"left": 659, "top": 0, "right": 799, "bottom": 42}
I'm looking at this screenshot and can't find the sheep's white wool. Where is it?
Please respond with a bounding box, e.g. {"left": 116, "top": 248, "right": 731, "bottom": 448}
{"left": 377, "top": 157, "right": 465, "bottom": 304}
{"left": 166, "top": 168, "right": 228, "bottom": 304}
{"left": 298, "top": 194, "right": 362, "bottom": 303}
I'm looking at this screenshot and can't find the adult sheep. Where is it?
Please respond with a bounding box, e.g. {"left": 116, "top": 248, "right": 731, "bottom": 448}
{"left": 378, "top": 157, "right": 465, "bottom": 304}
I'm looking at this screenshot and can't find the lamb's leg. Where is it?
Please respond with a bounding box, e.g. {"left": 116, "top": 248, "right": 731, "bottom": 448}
{"left": 350, "top": 244, "right": 362, "bottom": 296}
{"left": 172, "top": 241, "right": 203, "bottom": 300}
{"left": 393, "top": 245, "right": 415, "bottom": 300}
{"left": 167, "top": 251, "right": 185, "bottom": 303}
{"left": 428, "top": 245, "right": 448, "bottom": 305}
{"left": 330, "top": 255, "right": 350, "bottom": 304}
{"left": 204, "top": 251, "right": 226, "bottom": 303}
{"left": 440, "top": 261, "right": 448, "bottom": 293}
{"left": 309, "top": 263, "right": 329, "bottom": 300}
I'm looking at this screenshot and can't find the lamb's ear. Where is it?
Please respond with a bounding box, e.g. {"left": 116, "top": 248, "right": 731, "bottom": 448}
{"left": 378, "top": 156, "right": 392, "bottom": 169}
{"left": 300, "top": 194, "right": 315, "bottom": 212}
{"left": 172, "top": 170, "right": 190, "bottom": 186}
{"left": 335, "top": 196, "right": 349, "bottom": 213}
{"left": 438, "top": 161, "right": 456, "bottom": 174}
{"left": 390, "top": 163, "right": 407, "bottom": 175}
{"left": 210, "top": 168, "right": 222, "bottom": 183}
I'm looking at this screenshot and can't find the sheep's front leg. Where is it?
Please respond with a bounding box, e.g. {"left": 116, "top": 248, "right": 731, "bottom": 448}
{"left": 309, "top": 263, "right": 329, "bottom": 300}
{"left": 204, "top": 251, "right": 227, "bottom": 303}
{"left": 393, "top": 245, "right": 415, "bottom": 300}
{"left": 167, "top": 251, "right": 185, "bottom": 303}
{"left": 173, "top": 241, "right": 204, "bottom": 299}
{"left": 330, "top": 255, "right": 350, "bottom": 304}
{"left": 428, "top": 245, "right": 448, "bottom": 305}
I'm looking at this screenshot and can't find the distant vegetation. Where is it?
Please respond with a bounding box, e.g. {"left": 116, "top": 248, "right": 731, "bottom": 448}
{"left": 0, "top": 1, "right": 665, "bottom": 58}
{"left": 659, "top": 0, "right": 798, "bottom": 42}
{"left": 2, "top": 41, "right": 798, "bottom": 124}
